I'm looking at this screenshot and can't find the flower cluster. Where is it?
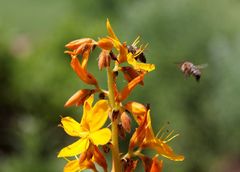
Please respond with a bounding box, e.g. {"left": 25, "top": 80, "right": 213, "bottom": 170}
{"left": 58, "top": 19, "right": 184, "bottom": 172}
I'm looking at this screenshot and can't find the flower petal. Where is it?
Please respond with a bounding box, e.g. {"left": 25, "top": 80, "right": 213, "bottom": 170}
{"left": 61, "top": 116, "right": 82, "bottom": 137}
{"left": 88, "top": 100, "right": 109, "bottom": 131}
{"left": 81, "top": 95, "right": 94, "bottom": 128}
{"left": 89, "top": 128, "right": 111, "bottom": 146}
{"left": 106, "top": 19, "right": 119, "bottom": 42}
{"left": 64, "top": 89, "right": 94, "bottom": 107}
{"left": 71, "top": 56, "right": 98, "bottom": 85}
{"left": 64, "top": 160, "right": 80, "bottom": 172}
{"left": 117, "top": 73, "right": 145, "bottom": 102}
{"left": 57, "top": 138, "right": 90, "bottom": 157}
{"left": 127, "top": 53, "right": 155, "bottom": 72}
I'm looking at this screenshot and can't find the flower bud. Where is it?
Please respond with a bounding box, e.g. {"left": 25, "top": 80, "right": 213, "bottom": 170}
{"left": 65, "top": 38, "right": 94, "bottom": 50}
{"left": 98, "top": 50, "right": 110, "bottom": 70}
{"left": 125, "top": 101, "right": 147, "bottom": 125}
{"left": 121, "top": 111, "right": 131, "bottom": 133}
{"left": 97, "top": 38, "right": 114, "bottom": 50}
{"left": 64, "top": 89, "right": 94, "bottom": 107}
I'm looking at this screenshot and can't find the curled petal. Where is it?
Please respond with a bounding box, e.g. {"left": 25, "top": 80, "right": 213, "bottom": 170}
{"left": 64, "top": 89, "right": 94, "bottom": 107}
{"left": 65, "top": 38, "right": 94, "bottom": 50}
{"left": 125, "top": 101, "right": 147, "bottom": 125}
{"left": 117, "top": 73, "right": 145, "bottom": 102}
{"left": 88, "top": 100, "right": 109, "bottom": 131}
{"left": 142, "top": 140, "right": 184, "bottom": 161}
{"left": 57, "top": 137, "right": 90, "bottom": 157}
{"left": 89, "top": 128, "right": 111, "bottom": 146}
{"left": 71, "top": 56, "right": 98, "bottom": 85}
{"left": 97, "top": 37, "right": 114, "bottom": 50}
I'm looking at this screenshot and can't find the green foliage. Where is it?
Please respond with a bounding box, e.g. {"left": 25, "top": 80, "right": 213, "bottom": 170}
{"left": 1, "top": 0, "right": 240, "bottom": 171}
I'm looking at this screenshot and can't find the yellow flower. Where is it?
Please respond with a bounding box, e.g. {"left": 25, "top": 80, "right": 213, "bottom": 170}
{"left": 58, "top": 95, "right": 111, "bottom": 157}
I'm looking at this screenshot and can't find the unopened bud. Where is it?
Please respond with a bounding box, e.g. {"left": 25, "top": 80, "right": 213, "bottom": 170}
{"left": 64, "top": 89, "right": 94, "bottom": 107}
{"left": 118, "top": 124, "right": 126, "bottom": 139}
{"left": 98, "top": 50, "right": 110, "bottom": 70}
{"left": 121, "top": 111, "right": 131, "bottom": 133}
{"left": 97, "top": 38, "right": 114, "bottom": 50}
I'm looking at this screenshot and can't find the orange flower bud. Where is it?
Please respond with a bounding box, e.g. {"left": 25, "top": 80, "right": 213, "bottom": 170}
{"left": 121, "top": 66, "right": 144, "bottom": 85}
{"left": 65, "top": 38, "right": 94, "bottom": 50}
{"left": 93, "top": 146, "right": 108, "bottom": 172}
{"left": 125, "top": 101, "right": 147, "bottom": 125}
{"left": 64, "top": 89, "right": 94, "bottom": 107}
{"left": 97, "top": 38, "right": 114, "bottom": 50}
{"left": 98, "top": 50, "right": 110, "bottom": 70}
{"left": 121, "top": 111, "right": 131, "bottom": 133}
{"left": 71, "top": 56, "right": 98, "bottom": 86}
{"left": 150, "top": 157, "right": 163, "bottom": 172}
{"left": 129, "top": 112, "right": 148, "bottom": 151}
{"left": 122, "top": 158, "right": 138, "bottom": 172}
{"left": 117, "top": 73, "right": 145, "bottom": 102}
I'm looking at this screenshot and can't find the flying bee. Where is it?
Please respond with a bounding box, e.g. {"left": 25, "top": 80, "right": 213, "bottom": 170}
{"left": 178, "top": 61, "right": 207, "bottom": 82}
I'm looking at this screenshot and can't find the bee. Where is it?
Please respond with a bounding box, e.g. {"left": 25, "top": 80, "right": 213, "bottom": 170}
{"left": 178, "top": 61, "right": 207, "bottom": 82}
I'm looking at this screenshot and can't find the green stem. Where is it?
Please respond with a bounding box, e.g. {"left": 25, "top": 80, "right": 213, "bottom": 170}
{"left": 107, "top": 67, "right": 121, "bottom": 172}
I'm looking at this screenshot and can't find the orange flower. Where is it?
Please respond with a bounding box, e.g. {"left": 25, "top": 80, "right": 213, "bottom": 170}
{"left": 140, "top": 156, "right": 163, "bottom": 172}
{"left": 65, "top": 38, "right": 97, "bottom": 69}
{"left": 120, "top": 66, "right": 144, "bottom": 85}
{"left": 70, "top": 55, "right": 98, "bottom": 86}
{"left": 129, "top": 110, "right": 184, "bottom": 161}
{"left": 117, "top": 73, "right": 145, "bottom": 102}
{"left": 124, "top": 101, "right": 147, "bottom": 125}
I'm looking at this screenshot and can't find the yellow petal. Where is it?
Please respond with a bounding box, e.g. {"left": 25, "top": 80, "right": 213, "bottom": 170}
{"left": 57, "top": 138, "right": 89, "bottom": 157}
{"left": 81, "top": 95, "right": 94, "bottom": 128}
{"left": 106, "top": 19, "right": 119, "bottom": 42}
{"left": 64, "top": 160, "right": 80, "bottom": 172}
{"left": 127, "top": 53, "right": 155, "bottom": 72}
{"left": 88, "top": 100, "right": 109, "bottom": 131}
{"left": 89, "top": 128, "right": 111, "bottom": 146}
{"left": 61, "top": 116, "right": 82, "bottom": 137}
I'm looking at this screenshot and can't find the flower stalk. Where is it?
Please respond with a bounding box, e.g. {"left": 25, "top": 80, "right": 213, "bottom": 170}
{"left": 57, "top": 19, "right": 184, "bottom": 172}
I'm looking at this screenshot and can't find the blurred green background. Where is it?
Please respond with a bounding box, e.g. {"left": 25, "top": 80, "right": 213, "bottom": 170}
{"left": 1, "top": 0, "right": 240, "bottom": 171}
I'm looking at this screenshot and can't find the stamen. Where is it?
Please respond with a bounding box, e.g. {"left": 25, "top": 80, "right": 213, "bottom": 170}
{"left": 132, "top": 36, "right": 140, "bottom": 46}
{"left": 164, "top": 134, "right": 179, "bottom": 143}
{"left": 75, "top": 155, "right": 79, "bottom": 160}
{"left": 163, "top": 130, "right": 174, "bottom": 141}
{"left": 63, "top": 157, "right": 70, "bottom": 162}
{"left": 156, "top": 125, "right": 166, "bottom": 138}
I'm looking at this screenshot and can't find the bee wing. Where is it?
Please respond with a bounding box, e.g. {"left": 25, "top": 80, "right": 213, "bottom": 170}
{"left": 196, "top": 64, "right": 208, "bottom": 69}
